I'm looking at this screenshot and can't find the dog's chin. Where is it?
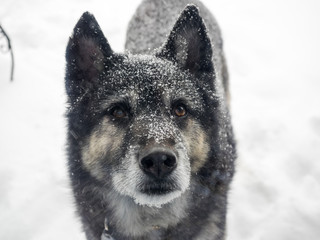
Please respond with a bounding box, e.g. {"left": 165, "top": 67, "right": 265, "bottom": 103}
{"left": 132, "top": 187, "right": 184, "bottom": 208}
{"left": 112, "top": 179, "right": 186, "bottom": 208}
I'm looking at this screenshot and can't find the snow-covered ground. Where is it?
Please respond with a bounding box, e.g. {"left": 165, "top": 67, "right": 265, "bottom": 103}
{"left": 0, "top": 0, "right": 319, "bottom": 239}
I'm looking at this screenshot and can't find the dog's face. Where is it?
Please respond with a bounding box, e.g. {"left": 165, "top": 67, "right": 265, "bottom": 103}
{"left": 66, "top": 7, "right": 217, "bottom": 207}
{"left": 81, "top": 56, "right": 212, "bottom": 207}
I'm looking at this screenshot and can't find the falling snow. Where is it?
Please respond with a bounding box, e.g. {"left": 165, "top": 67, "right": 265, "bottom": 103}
{"left": 0, "top": 0, "right": 320, "bottom": 240}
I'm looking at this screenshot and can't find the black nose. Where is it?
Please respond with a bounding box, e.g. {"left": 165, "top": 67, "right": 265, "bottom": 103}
{"left": 140, "top": 151, "right": 177, "bottom": 179}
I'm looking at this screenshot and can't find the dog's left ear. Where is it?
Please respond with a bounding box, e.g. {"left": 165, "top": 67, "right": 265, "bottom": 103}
{"left": 157, "top": 5, "right": 214, "bottom": 75}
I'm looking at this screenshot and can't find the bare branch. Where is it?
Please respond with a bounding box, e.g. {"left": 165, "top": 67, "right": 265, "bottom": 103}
{"left": 0, "top": 24, "right": 14, "bottom": 81}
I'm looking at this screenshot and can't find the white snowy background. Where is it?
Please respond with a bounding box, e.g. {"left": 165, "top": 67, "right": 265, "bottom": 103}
{"left": 1, "top": 0, "right": 319, "bottom": 239}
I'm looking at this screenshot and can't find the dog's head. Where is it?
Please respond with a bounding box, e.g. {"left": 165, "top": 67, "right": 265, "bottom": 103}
{"left": 66, "top": 6, "right": 219, "bottom": 207}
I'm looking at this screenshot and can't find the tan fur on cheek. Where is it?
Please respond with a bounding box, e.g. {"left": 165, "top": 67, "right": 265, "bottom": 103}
{"left": 183, "top": 119, "right": 210, "bottom": 173}
{"left": 81, "top": 118, "right": 123, "bottom": 179}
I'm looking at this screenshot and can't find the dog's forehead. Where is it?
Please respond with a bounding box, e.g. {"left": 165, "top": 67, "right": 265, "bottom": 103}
{"left": 104, "top": 55, "right": 202, "bottom": 104}
{"left": 123, "top": 55, "right": 190, "bottom": 87}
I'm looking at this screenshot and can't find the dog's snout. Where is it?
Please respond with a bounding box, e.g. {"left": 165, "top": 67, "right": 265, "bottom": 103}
{"left": 140, "top": 151, "right": 177, "bottom": 179}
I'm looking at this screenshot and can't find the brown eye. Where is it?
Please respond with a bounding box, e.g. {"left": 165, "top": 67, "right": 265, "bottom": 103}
{"left": 174, "top": 105, "right": 187, "bottom": 117}
{"left": 112, "top": 108, "right": 127, "bottom": 118}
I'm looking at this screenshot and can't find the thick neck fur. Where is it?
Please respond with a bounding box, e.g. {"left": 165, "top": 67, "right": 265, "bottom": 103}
{"left": 77, "top": 174, "right": 226, "bottom": 240}
{"left": 104, "top": 186, "right": 190, "bottom": 238}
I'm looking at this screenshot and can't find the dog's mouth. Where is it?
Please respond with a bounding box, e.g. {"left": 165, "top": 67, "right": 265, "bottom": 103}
{"left": 138, "top": 181, "right": 179, "bottom": 195}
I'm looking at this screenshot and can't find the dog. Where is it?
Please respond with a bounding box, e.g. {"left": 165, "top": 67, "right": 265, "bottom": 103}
{"left": 65, "top": 0, "right": 236, "bottom": 239}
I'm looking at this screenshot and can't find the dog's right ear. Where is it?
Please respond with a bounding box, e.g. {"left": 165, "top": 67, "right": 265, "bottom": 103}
{"left": 65, "top": 12, "right": 113, "bottom": 99}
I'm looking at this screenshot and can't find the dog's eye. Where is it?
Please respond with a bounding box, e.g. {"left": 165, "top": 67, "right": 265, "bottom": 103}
{"left": 174, "top": 104, "right": 187, "bottom": 117}
{"left": 112, "top": 107, "right": 127, "bottom": 118}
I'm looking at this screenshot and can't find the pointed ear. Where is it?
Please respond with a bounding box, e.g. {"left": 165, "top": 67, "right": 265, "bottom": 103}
{"left": 156, "top": 5, "right": 214, "bottom": 75}
{"left": 65, "top": 12, "right": 113, "bottom": 98}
